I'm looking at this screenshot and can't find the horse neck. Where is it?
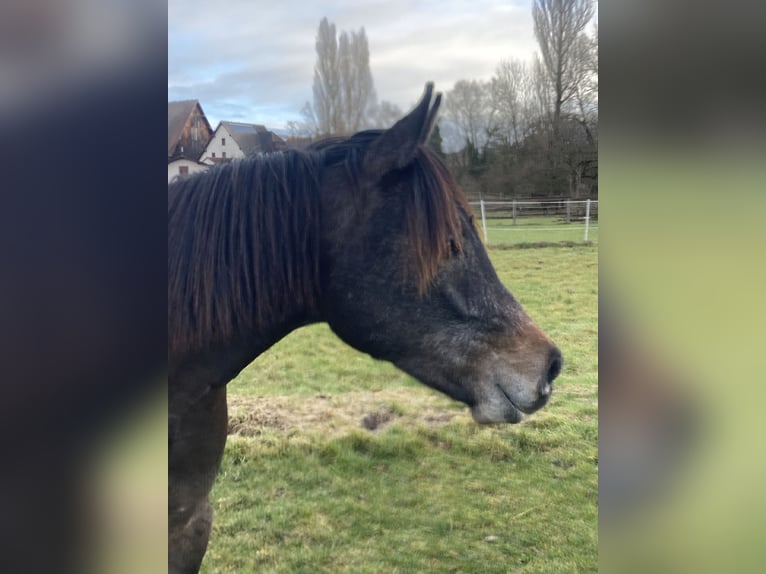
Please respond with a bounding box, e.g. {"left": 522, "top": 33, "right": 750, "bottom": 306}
{"left": 170, "top": 308, "right": 319, "bottom": 407}
{"left": 168, "top": 149, "right": 324, "bottom": 384}
{"left": 249, "top": 306, "right": 320, "bottom": 354}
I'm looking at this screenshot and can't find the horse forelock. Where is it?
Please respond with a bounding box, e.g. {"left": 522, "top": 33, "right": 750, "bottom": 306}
{"left": 406, "top": 147, "right": 472, "bottom": 294}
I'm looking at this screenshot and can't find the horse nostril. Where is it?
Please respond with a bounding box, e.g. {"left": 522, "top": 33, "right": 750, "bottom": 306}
{"left": 546, "top": 347, "right": 563, "bottom": 384}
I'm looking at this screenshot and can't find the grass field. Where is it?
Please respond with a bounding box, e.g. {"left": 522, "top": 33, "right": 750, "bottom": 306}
{"left": 201, "top": 244, "right": 598, "bottom": 573}
{"left": 480, "top": 216, "right": 599, "bottom": 246}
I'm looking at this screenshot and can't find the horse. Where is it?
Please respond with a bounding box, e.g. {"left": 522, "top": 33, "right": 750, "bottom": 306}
{"left": 168, "top": 84, "right": 562, "bottom": 573}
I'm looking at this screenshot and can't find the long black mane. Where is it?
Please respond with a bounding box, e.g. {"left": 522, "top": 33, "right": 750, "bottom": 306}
{"left": 169, "top": 149, "right": 323, "bottom": 355}
{"left": 168, "top": 136, "right": 469, "bottom": 355}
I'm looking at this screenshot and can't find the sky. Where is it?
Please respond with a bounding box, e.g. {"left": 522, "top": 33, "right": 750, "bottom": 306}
{"left": 168, "top": 0, "right": 540, "bottom": 131}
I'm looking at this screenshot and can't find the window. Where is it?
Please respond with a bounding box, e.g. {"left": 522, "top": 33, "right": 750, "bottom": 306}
{"left": 179, "top": 165, "right": 189, "bottom": 175}
{"left": 222, "top": 151, "right": 226, "bottom": 158}
{"left": 221, "top": 137, "right": 226, "bottom": 146}
{"left": 212, "top": 152, "right": 216, "bottom": 158}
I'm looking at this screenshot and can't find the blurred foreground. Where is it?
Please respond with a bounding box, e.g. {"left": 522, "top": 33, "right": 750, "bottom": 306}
{"left": 600, "top": 0, "right": 766, "bottom": 570}
{"left": 600, "top": 153, "right": 766, "bottom": 573}
{"left": 0, "top": 1, "right": 166, "bottom": 573}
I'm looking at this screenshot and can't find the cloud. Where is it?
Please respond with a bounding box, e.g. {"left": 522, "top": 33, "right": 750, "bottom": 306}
{"left": 169, "top": 0, "right": 537, "bottom": 128}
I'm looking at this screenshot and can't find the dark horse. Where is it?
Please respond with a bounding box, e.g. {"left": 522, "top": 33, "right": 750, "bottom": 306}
{"left": 168, "top": 84, "right": 562, "bottom": 573}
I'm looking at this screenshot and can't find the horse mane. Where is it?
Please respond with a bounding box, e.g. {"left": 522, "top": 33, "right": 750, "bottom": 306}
{"left": 168, "top": 150, "right": 322, "bottom": 355}
{"left": 168, "top": 133, "right": 470, "bottom": 356}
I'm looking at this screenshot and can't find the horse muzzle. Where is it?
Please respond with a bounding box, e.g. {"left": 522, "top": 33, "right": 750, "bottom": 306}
{"left": 470, "top": 346, "right": 562, "bottom": 424}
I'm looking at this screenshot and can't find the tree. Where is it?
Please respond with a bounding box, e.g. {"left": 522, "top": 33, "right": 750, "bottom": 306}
{"left": 299, "top": 101, "right": 319, "bottom": 136}
{"left": 444, "top": 79, "right": 494, "bottom": 151}
{"left": 443, "top": 80, "right": 498, "bottom": 197}
{"left": 532, "top": 0, "right": 595, "bottom": 134}
{"left": 490, "top": 59, "right": 547, "bottom": 146}
{"left": 368, "top": 100, "right": 403, "bottom": 129}
{"left": 528, "top": 54, "right": 554, "bottom": 134}
{"left": 428, "top": 123, "right": 445, "bottom": 158}
{"left": 305, "top": 18, "right": 377, "bottom": 136}
{"left": 571, "top": 24, "right": 598, "bottom": 145}
{"left": 311, "top": 17, "right": 340, "bottom": 135}
{"left": 338, "top": 28, "right": 376, "bottom": 132}
{"left": 285, "top": 120, "right": 311, "bottom": 138}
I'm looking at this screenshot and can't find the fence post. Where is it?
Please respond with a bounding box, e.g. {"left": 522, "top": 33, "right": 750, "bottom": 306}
{"left": 512, "top": 200, "right": 517, "bottom": 226}
{"left": 566, "top": 199, "right": 571, "bottom": 223}
{"left": 479, "top": 198, "right": 488, "bottom": 244}
{"left": 584, "top": 198, "right": 591, "bottom": 241}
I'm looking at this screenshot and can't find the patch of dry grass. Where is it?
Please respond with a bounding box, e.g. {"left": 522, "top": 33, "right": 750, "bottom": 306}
{"left": 226, "top": 388, "right": 464, "bottom": 438}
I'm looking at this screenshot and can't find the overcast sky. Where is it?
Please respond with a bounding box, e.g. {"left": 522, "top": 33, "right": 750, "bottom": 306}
{"left": 168, "top": 0, "right": 540, "bottom": 130}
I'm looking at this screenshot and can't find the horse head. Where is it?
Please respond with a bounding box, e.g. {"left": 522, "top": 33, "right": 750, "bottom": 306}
{"left": 316, "top": 84, "right": 562, "bottom": 424}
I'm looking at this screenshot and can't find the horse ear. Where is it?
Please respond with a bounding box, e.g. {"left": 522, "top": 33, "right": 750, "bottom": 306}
{"left": 363, "top": 83, "right": 441, "bottom": 177}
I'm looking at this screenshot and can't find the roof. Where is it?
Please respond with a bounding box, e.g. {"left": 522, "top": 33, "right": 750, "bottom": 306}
{"left": 220, "top": 121, "right": 286, "bottom": 155}
{"left": 168, "top": 100, "right": 199, "bottom": 156}
{"left": 224, "top": 121, "right": 268, "bottom": 133}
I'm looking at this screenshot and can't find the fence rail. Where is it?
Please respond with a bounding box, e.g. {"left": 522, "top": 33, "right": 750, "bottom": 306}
{"left": 468, "top": 199, "right": 598, "bottom": 245}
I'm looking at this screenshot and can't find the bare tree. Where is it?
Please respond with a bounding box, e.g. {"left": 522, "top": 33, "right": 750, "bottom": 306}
{"left": 490, "top": 59, "right": 537, "bottom": 145}
{"left": 529, "top": 54, "right": 553, "bottom": 132}
{"left": 444, "top": 79, "right": 494, "bottom": 150}
{"left": 339, "top": 29, "right": 376, "bottom": 132}
{"left": 368, "top": 100, "right": 403, "bottom": 129}
{"left": 311, "top": 17, "right": 340, "bottom": 135}
{"left": 571, "top": 24, "right": 598, "bottom": 144}
{"left": 444, "top": 80, "right": 500, "bottom": 197}
{"left": 285, "top": 120, "right": 301, "bottom": 138}
{"left": 299, "top": 101, "right": 319, "bottom": 136}
{"left": 587, "top": 22, "right": 598, "bottom": 90}
{"left": 306, "top": 18, "right": 377, "bottom": 136}
{"left": 532, "top": 0, "right": 595, "bottom": 134}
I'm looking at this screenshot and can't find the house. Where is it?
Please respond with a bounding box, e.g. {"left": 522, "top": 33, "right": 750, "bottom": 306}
{"left": 200, "top": 121, "right": 286, "bottom": 165}
{"left": 168, "top": 100, "right": 213, "bottom": 183}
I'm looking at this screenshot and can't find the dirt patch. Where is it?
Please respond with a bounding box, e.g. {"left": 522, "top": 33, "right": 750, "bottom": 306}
{"left": 226, "top": 389, "right": 466, "bottom": 438}
{"left": 361, "top": 408, "right": 396, "bottom": 431}
{"left": 227, "top": 406, "right": 286, "bottom": 436}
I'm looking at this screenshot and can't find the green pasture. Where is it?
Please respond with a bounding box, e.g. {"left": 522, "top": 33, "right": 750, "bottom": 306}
{"left": 480, "top": 216, "right": 599, "bottom": 246}
{"left": 202, "top": 244, "right": 598, "bottom": 573}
